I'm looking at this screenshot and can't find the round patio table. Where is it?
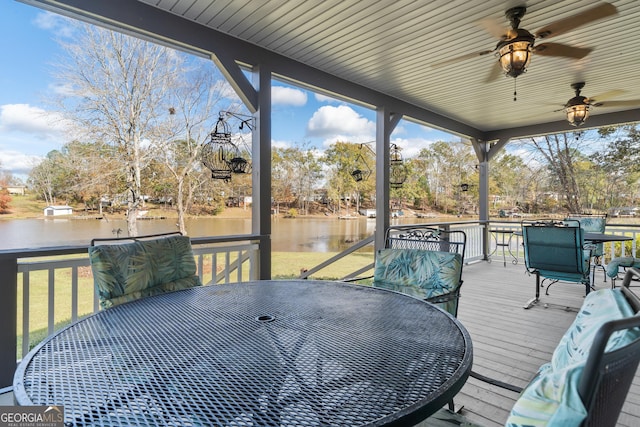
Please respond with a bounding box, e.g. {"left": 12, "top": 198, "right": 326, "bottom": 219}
{"left": 13, "top": 280, "right": 472, "bottom": 427}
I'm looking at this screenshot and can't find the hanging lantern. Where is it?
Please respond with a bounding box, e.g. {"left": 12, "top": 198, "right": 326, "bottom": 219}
{"left": 389, "top": 144, "right": 407, "bottom": 189}
{"left": 201, "top": 114, "right": 250, "bottom": 181}
{"left": 350, "top": 144, "right": 373, "bottom": 182}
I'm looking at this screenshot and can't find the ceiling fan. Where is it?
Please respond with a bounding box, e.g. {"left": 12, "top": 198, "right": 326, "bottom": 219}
{"left": 559, "top": 82, "right": 640, "bottom": 127}
{"left": 432, "top": 2, "right": 618, "bottom": 82}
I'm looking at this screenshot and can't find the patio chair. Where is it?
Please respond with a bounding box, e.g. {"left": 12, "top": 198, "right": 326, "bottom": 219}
{"left": 357, "top": 226, "right": 467, "bottom": 315}
{"left": 565, "top": 213, "right": 607, "bottom": 283}
{"left": 522, "top": 219, "right": 592, "bottom": 309}
{"left": 432, "top": 267, "right": 640, "bottom": 427}
{"left": 89, "top": 232, "right": 202, "bottom": 309}
{"left": 359, "top": 226, "right": 466, "bottom": 412}
{"left": 607, "top": 256, "right": 640, "bottom": 288}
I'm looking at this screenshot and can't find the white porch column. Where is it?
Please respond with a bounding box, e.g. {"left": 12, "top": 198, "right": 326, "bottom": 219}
{"left": 252, "top": 65, "right": 272, "bottom": 279}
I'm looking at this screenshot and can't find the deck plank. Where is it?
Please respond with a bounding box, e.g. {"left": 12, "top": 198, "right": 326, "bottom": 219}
{"left": 451, "top": 260, "right": 640, "bottom": 427}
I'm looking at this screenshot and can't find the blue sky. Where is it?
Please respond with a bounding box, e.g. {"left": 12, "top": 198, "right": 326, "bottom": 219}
{"left": 0, "top": 1, "right": 457, "bottom": 180}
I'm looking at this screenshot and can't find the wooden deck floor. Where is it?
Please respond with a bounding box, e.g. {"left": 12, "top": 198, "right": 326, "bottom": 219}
{"left": 449, "top": 260, "right": 640, "bottom": 427}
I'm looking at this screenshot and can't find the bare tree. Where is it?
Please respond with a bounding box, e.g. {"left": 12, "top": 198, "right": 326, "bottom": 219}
{"left": 523, "top": 133, "right": 585, "bottom": 213}
{"left": 156, "top": 73, "right": 232, "bottom": 234}
{"left": 54, "top": 24, "right": 183, "bottom": 236}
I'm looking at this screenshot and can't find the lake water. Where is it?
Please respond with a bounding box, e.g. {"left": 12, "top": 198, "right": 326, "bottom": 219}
{"left": 0, "top": 216, "right": 433, "bottom": 252}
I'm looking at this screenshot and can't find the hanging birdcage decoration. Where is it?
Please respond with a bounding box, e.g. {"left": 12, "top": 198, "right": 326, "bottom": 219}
{"left": 389, "top": 144, "right": 407, "bottom": 189}
{"left": 201, "top": 115, "right": 250, "bottom": 181}
{"left": 350, "top": 144, "right": 373, "bottom": 182}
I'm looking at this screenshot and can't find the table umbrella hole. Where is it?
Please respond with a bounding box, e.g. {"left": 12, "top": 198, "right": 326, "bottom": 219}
{"left": 256, "top": 314, "right": 275, "bottom": 322}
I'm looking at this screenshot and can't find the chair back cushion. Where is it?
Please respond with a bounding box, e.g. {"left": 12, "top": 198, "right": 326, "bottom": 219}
{"left": 566, "top": 216, "right": 606, "bottom": 257}
{"left": 89, "top": 235, "right": 201, "bottom": 308}
{"left": 373, "top": 248, "right": 462, "bottom": 315}
{"left": 523, "top": 224, "right": 589, "bottom": 282}
{"left": 506, "top": 288, "right": 640, "bottom": 426}
{"left": 565, "top": 216, "right": 606, "bottom": 233}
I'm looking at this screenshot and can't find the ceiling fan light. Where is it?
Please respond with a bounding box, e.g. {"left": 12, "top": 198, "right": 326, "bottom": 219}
{"left": 498, "top": 39, "right": 533, "bottom": 78}
{"left": 566, "top": 104, "right": 590, "bottom": 126}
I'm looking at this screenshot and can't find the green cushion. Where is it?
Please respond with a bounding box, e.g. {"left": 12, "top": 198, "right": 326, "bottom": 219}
{"left": 565, "top": 217, "right": 606, "bottom": 257}
{"left": 606, "top": 257, "right": 640, "bottom": 279}
{"left": 89, "top": 235, "right": 202, "bottom": 309}
{"left": 373, "top": 248, "right": 462, "bottom": 315}
{"left": 506, "top": 363, "right": 586, "bottom": 427}
{"left": 551, "top": 288, "right": 636, "bottom": 370}
{"left": 506, "top": 289, "right": 639, "bottom": 427}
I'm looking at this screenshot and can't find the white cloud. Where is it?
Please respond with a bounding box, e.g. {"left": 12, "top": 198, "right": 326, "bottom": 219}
{"left": 390, "top": 137, "right": 436, "bottom": 159}
{"left": 0, "top": 104, "right": 71, "bottom": 137}
{"left": 307, "top": 105, "right": 375, "bottom": 139}
{"left": 0, "top": 150, "right": 42, "bottom": 176}
{"left": 271, "top": 139, "right": 292, "bottom": 149}
{"left": 33, "top": 11, "right": 75, "bottom": 38}
{"left": 48, "top": 82, "right": 75, "bottom": 97}
{"left": 272, "top": 86, "right": 307, "bottom": 106}
{"left": 314, "top": 93, "right": 340, "bottom": 103}
{"left": 0, "top": 104, "right": 69, "bottom": 176}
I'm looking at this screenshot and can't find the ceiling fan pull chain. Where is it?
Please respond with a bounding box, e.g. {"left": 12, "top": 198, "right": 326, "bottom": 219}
{"left": 513, "top": 78, "right": 517, "bottom": 102}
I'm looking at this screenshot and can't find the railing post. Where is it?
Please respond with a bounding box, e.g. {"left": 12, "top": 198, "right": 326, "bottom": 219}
{"left": 0, "top": 256, "right": 17, "bottom": 387}
{"left": 483, "top": 222, "right": 490, "bottom": 261}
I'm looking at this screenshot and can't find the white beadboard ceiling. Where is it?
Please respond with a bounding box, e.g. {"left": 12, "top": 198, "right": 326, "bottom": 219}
{"left": 21, "top": 0, "right": 640, "bottom": 140}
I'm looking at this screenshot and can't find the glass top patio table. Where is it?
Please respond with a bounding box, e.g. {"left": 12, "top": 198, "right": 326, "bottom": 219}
{"left": 13, "top": 280, "right": 473, "bottom": 427}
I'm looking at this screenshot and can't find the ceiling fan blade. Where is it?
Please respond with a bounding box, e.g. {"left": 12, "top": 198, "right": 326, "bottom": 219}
{"left": 595, "top": 100, "right": 640, "bottom": 108}
{"left": 534, "top": 2, "right": 618, "bottom": 39}
{"left": 588, "top": 90, "right": 626, "bottom": 103}
{"left": 431, "top": 50, "right": 494, "bottom": 68}
{"left": 484, "top": 61, "right": 503, "bottom": 83}
{"left": 477, "top": 17, "right": 509, "bottom": 40}
{"left": 533, "top": 43, "right": 592, "bottom": 59}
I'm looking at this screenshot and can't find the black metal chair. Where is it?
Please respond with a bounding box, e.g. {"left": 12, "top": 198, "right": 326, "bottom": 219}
{"left": 522, "top": 219, "right": 592, "bottom": 309}
{"left": 376, "top": 226, "right": 467, "bottom": 412}
{"left": 577, "top": 267, "right": 640, "bottom": 426}
{"left": 345, "top": 225, "right": 467, "bottom": 411}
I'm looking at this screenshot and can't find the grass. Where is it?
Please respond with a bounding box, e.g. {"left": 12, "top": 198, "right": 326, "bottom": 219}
{"left": 272, "top": 251, "right": 372, "bottom": 279}
{"left": 3, "top": 194, "right": 46, "bottom": 218}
